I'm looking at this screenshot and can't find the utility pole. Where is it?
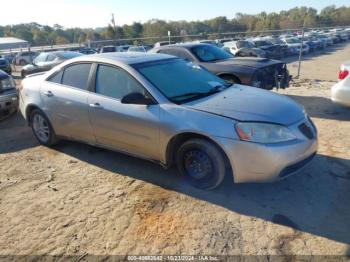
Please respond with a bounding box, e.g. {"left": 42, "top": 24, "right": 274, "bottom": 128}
{"left": 111, "top": 13, "right": 117, "bottom": 44}
{"left": 296, "top": 10, "right": 309, "bottom": 79}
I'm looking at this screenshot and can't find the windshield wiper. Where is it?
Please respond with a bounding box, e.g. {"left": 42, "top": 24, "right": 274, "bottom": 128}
{"left": 170, "top": 85, "right": 229, "bottom": 101}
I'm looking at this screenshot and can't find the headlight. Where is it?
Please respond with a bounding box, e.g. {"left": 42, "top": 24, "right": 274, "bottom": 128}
{"left": 235, "top": 122, "right": 296, "bottom": 144}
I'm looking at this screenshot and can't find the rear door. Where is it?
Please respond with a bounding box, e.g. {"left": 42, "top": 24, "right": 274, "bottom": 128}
{"left": 87, "top": 64, "right": 160, "bottom": 160}
{"left": 41, "top": 63, "right": 95, "bottom": 143}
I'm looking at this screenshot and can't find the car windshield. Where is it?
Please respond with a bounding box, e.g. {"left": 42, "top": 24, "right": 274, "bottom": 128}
{"left": 236, "top": 41, "right": 254, "bottom": 49}
{"left": 0, "top": 76, "right": 16, "bottom": 92}
{"left": 133, "top": 58, "right": 231, "bottom": 104}
{"left": 190, "top": 45, "right": 233, "bottom": 62}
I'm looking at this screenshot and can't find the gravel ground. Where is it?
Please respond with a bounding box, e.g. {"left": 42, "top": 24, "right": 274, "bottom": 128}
{"left": 0, "top": 44, "right": 350, "bottom": 258}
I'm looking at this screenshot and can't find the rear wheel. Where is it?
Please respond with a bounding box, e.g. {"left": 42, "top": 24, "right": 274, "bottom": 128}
{"left": 176, "top": 138, "right": 227, "bottom": 190}
{"left": 30, "top": 109, "right": 58, "bottom": 146}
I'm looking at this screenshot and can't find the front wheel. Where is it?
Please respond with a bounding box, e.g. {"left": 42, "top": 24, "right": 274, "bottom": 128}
{"left": 30, "top": 109, "right": 58, "bottom": 146}
{"left": 176, "top": 139, "right": 227, "bottom": 190}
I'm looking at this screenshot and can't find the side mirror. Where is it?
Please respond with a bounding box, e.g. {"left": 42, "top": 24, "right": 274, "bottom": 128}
{"left": 121, "top": 92, "right": 156, "bottom": 105}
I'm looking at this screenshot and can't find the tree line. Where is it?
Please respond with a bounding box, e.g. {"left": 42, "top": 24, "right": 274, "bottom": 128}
{"left": 0, "top": 5, "right": 349, "bottom": 46}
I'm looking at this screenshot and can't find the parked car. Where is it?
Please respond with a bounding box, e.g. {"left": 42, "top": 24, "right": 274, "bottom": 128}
{"left": 0, "top": 70, "right": 18, "bottom": 119}
{"left": 280, "top": 38, "right": 309, "bottom": 55}
{"left": 152, "top": 43, "right": 290, "bottom": 90}
{"left": 21, "top": 51, "right": 82, "bottom": 78}
{"left": 154, "top": 41, "right": 175, "bottom": 47}
{"left": 100, "top": 46, "right": 117, "bottom": 53}
{"left": 79, "top": 48, "right": 97, "bottom": 55}
{"left": 19, "top": 53, "right": 317, "bottom": 189}
{"left": 330, "top": 29, "right": 349, "bottom": 41}
{"left": 267, "top": 37, "right": 290, "bottom": 56}
{"left": 252, "top": 40, "right": 285, "bottom": 59}
{"left": 317, "top": 34, "right": 333, "bottom": 46}
{"left": 2, "top": 53, "right": 16, "bottom": 64}
{"left": 331, "top": 61, "right": 350, "bottom": 106}
{"left": 0, "top": 56, "right": 12, "bottom": 75}
{"left": 14, "top": 51, "right": 38, "bottom": 66}
{"left": 194, "top": 40, "right": 218, "bottom": 46}
{"left": 127, "top": 45, "right": 152, "bottom": 53}
{"left": 223, "top": 40, "right": 267, "bottom": 58}
{"left": 117, "top": 45, "right": 133, "bottom": 52}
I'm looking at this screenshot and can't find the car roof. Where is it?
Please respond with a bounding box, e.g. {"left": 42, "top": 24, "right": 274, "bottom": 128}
{"left": 69, "top": 52, "right": 176, "bottom": 65}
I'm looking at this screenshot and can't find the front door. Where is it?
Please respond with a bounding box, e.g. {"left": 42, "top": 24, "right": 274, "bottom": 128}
{"left": 88, "top": 64, "right": 160, "bottom": 160}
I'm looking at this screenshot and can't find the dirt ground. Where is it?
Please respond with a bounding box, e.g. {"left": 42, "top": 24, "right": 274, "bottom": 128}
{"left": 0, "top": 44, "right": 350, "bottom": 258}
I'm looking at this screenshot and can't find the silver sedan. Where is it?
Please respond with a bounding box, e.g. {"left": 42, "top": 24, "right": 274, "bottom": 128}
{"left": 19, "top": 53, "right": 318, "bottom": 189}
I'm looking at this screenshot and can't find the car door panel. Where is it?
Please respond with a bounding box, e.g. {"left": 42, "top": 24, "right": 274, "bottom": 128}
{"left": 88, "top": 64, "right": 160, "bottom": 160}
{"left": 88, "top": 95, "right": 160, "bottom": 159}
{"left": 41, "top": 63, "right": 95, "bottom": 143}
{"left": 41, "top": 83, "right": 95, "bottom": 143}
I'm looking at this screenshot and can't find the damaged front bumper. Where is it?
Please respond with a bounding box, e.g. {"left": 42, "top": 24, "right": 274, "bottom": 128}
{"left": 252, "top": 63, "right": 291, "bottom": 90}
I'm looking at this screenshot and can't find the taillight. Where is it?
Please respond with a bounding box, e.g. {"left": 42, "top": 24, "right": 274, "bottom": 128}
{"left": 339, "top": 69, "right": 349, "bottom": 80}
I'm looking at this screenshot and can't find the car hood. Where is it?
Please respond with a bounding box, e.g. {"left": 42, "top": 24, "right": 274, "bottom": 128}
{"left": 213, "top": 57, "right": 282, "bottom": 68}
{"left": 185, "top": 85, "right": 305, "bottom": 125}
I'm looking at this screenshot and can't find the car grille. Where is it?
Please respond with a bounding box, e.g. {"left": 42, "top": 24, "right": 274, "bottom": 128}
{"left": 298, "top": 122, "right": 314, "bottom": 139}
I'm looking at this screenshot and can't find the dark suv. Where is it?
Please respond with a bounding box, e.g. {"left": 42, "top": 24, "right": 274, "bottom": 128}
{"left": 0, "top": 56, "right": 12, "bottom": 75}
{"left": 0, "top": 70, "right": 18, "bottom": 119}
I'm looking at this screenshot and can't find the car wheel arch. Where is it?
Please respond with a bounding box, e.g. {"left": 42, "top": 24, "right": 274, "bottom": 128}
{"left": 165, "top": 132, "right": 232, "bottom": 172}
{"left": 26, "top": 104, "right": 44, "bottom": 125}
{"left": 217, "top": 73, "right": 242, "bottom": 84}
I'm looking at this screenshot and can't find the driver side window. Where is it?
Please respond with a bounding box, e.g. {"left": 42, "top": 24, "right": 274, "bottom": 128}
{"left": 95, "top": 65, "right": 144, "bottom": 100}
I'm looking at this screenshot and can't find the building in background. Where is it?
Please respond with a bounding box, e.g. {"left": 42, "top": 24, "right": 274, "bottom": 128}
{"left": 0, "top": 37, "right": 29, "bottom": 50}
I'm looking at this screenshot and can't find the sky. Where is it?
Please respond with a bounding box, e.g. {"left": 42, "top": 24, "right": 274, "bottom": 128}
{"left": 1, "top": 0, "right": 349, "bottom": 28}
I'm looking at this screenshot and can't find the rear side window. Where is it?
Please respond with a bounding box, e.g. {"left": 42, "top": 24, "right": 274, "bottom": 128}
{"left": 62, "top": 63, "right": 92, "bottom": 90}
{"left": 47, "top": 70, "right": 63, "bottom": 84}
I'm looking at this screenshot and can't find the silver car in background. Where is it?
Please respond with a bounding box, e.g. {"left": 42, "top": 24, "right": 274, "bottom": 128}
{"left": 19, "top": 53, "right": 318, "bottom": 190}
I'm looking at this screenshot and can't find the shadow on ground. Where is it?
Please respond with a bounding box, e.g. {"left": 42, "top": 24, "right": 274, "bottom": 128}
{"left": 287, "top": 95, "right": 350, "bottom": 121}
{"left": 53, "top": 140, "right": 350, "bottom": 245}
{"left": 0, "top": 113, "right": 38, "bottom": 154}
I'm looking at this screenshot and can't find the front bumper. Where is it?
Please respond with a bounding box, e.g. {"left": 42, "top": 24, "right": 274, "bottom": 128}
{"left": 0, "top": 92, "right": 19, "bottom": 119}
{"left": 254, "top": 63, "right": 290, "bottom": 90}
{"left": 214, "top": 118, "right": 318, "bottom": 183}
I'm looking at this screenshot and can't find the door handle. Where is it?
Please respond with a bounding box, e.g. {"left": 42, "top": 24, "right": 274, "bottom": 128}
{"left": 89, "top": 103, "right": 104, "bottom": 109}
{"left": 43, "top": 91, "right": 53, "bottom": 97}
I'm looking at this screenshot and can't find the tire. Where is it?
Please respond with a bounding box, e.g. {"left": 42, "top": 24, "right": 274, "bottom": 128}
{"left": 176, "top": 138, "right": 227, "bottom": 190}
{"left": 30, "top": 109, "right": 58, "bottom": 146}
{"left": 220, "top": 75, "right": 240, "bottom": 85}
